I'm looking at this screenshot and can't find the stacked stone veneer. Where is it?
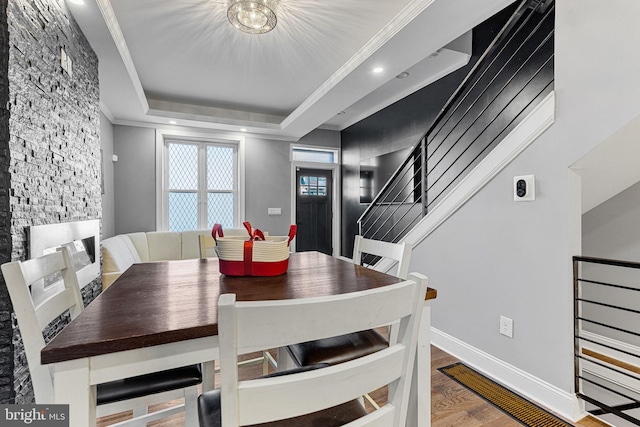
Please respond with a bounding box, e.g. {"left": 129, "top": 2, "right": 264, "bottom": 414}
{"left": 0, "top": 0, "right": 101, "bottom": 403}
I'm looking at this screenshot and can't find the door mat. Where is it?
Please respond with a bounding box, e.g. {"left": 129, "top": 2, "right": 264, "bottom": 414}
{"left": 439, "top": 363, "right": 572, "bottom": 427}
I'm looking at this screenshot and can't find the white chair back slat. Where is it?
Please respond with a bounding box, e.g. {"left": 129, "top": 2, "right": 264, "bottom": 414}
{"left": 19, "top": 251, "right": 67, "bottom": 287}
{"left": 237, "top": 347, "right": 404, "bottom": 425}
{"left": 234, "top": 282, "right": 416, "bottom": 354}
{"left": 352, "top": 236, "right": 413, "bottom": 279}
{"left": 218, "top": 272, "right": 428, "bottom": 427}
{"left": 35, "top": 287, "right": 81, "bottom": 328}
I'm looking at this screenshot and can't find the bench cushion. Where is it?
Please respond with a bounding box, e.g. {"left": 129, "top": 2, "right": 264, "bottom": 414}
{"left": 126, "top": 232, "right": 150, "bottom": 262}
{"left": 147, "top": 232, "right": 182, "bottom": 261}
{"left": 102, "top": 235, "right": 141, "bottom": 274}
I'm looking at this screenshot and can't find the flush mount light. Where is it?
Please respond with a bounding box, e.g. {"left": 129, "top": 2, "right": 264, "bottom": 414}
{"left": 169, "top": 120, "right": 177, "bottom": 125}
{"left": 396, "top": 72, "right": 410, "bottom": 79}
{"left": 240, "top": 128, "right": 248, "bottom": 132}
{"left": 373, "top": 67, "right": 384, "bottom": 74}
{"left": 228, "top": 0, "right": 278, "bottom": 34}
{"left": 337, "top": 111, "right": 346, "bottom": 116}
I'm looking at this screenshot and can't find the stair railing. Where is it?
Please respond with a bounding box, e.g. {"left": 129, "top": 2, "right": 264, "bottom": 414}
{"left": 356, "top": 0, "right": 554, "bottom": 248}
{"left": 574, "top": 256, "right": 640, "bottom": 426}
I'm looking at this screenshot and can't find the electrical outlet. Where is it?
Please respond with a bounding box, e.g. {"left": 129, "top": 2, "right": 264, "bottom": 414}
{"left": 500, "top": 315, "right": 513, "bottom": 338}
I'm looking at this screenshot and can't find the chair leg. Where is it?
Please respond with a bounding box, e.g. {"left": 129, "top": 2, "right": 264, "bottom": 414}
{"left": 184, "top": 385, "right": 199, "bottom": 427}
{"left": 388, "top": 323, "right": 399, "bottom": 345}
{"left": 364, "top": 393, "right": 380, "bottom": 410}
{"left": 276, "top": 347, "right": 296, "bottom": 371}
{"left": 131, "top": 406, "right": 147, "bottom": 420}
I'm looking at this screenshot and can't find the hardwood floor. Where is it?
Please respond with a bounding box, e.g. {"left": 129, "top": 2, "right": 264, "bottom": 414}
{"left": 97, "top": 346, "right": 611, "bottom": 427}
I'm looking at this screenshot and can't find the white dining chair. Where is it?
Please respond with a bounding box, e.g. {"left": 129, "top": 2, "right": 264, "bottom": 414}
{"left": 352, "top": 235, "right": 413, "bottom": 279}
{"left": 197, "top": 272, "right": 428, "bottom": 427}
{"left": 286, "top": 235, "right": 413, "bottom": 408}
{"left": 1, "top": 246, "right": 201, "bottom": 426}
{"left": 199, "top": 234, "right": 217, "bottom": 259}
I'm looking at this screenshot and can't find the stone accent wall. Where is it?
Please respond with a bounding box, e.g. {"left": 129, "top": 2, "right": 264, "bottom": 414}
{"left": 0, "top": 0, "right": 101, "bottom": 403}
{"left": 0, "top": 0, "right": 11, "bottom": 405}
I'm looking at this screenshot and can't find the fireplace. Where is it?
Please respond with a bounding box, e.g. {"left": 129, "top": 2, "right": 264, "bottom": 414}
{"left": 27, "top": 220, "right": 100, "bottom": 306}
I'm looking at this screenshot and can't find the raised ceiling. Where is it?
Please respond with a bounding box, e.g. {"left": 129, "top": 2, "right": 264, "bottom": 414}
{"left": 66, "top": 0, "right": 515, "bottom": 140}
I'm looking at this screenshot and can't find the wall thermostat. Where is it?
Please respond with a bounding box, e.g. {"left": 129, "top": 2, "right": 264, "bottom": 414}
{"left": 514, "top": 175, "right": 535, "bottom": 201}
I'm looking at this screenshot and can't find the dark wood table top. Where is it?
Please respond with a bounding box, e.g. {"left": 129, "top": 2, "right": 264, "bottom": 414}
{"left": 41, "top": 251, "right": 436, "bottom": 365}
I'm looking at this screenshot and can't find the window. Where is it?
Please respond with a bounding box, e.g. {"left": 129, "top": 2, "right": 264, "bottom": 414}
{"left": 299, "top": 175, "right": 327, "bottom": 196}
{"left": 291, "top": 146, "right": 338, "bottom": 164}
{"left": 163, "top": 140, "right": 238, "bottom": 231}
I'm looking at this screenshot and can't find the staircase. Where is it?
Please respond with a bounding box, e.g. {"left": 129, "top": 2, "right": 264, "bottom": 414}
{"left": 358, "top": 0, "right": 555, "bottom": 249}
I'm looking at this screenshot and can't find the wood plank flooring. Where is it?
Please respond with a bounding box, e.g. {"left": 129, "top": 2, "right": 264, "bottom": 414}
{"left": 97, "top": 346, "right": 611, "bottom": 427}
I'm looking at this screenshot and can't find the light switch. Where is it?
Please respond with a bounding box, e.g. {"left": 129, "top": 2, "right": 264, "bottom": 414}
{"left": 268, "top": 208, "right": 281, "bottom": 215}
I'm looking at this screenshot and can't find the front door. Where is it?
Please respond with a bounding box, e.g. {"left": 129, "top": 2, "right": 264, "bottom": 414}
{"left": 295, "top": 168, "right": 333, "bottom": 255}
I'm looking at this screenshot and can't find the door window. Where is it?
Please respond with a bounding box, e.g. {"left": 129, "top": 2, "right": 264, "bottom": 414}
{"left": 300, "top": 176, "right": 327, "bottom": 197}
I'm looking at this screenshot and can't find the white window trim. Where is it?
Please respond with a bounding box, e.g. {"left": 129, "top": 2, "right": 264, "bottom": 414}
{"left": 289, "top": 144, "right": 341, "bottom": 255}
{"left": 156, "top": 129, "right": 245, "bottom": 231}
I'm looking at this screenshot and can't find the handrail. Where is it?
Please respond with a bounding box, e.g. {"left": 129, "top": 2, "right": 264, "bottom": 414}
{"left": 574, "top": 255, "right": 640, "bottom": 270}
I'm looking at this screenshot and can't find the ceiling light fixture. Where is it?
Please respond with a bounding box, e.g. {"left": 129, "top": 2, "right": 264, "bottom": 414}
{"left": 227, "top": 0, "right": 278, "bottom": 34}
{"left": 169, "top": 120, "right": 177, "bottom": 125}
{"left": 373, "top": 67, "right": 384, "bottom": 74}
{"left": 68, "top": 0, "right": 85, "bottom": 4}
{"left": 396, "top": 72, "right": 410, "bottom": 79}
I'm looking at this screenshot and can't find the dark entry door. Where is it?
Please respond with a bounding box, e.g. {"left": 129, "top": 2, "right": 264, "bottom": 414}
{"left": 296, "top": 168, "right": 332, "bottom": 255}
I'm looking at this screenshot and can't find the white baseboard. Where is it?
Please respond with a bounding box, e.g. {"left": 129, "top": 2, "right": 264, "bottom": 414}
{"left": 431, "top": 327, "right": 585, "bottom": 422}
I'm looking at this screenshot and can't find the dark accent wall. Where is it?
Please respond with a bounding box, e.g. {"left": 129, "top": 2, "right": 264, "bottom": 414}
{"left": 340, "top": 5, "right": 517, "bottom": 257}
{"left": 0, "top": 0, "right": 101, "bottom": 404}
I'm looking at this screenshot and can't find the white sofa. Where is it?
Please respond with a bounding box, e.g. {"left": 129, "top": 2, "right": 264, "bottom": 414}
{"left": 101, "top": 228, "right": 249, "bottom": 290}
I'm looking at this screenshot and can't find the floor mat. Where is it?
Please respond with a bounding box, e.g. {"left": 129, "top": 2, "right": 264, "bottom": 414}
{"left": 439, "top": 363, "right": 572, "bottom": 427}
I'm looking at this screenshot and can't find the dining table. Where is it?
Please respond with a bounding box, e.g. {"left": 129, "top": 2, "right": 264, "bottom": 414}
{"left": 41, "top": 251, "right": 437, "bottom": 427}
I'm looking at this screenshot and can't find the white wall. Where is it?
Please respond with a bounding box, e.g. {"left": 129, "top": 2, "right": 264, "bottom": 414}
{"left": 413, "top": 0, "right": 640, "bottom": 419}
{"left": 583, "top": 181, "right": 640, "bottom": 261}
{"left": 245, "top": 129, "right": 340, "bottom": 235}
{"left": 582, "top": 181, "right": 640, "bottom": 347}
{"left": 111, "top": 126, "right": 339, "bottom": 235}
{"left": 113, "top": 125, "right": 157, "bottom": 234}
{"left": 100, "top": 112, "right": 115, "bottom": 238}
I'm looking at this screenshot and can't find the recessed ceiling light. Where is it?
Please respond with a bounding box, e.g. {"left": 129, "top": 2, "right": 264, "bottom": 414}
{"left": 169, "top": 120, "right": 177, "bottom": 125}
{"left": 240, "top": 128, "right": 247, "bottom": 132}
{"left": 396, "top": 72, "right": 410, "bottom": 79}
{"left": 337, "top": 111, "right": 346, "bottom": 116}
{"left": 373, "top": 67, "right": 384, "bottom": 74}
{"left": 68, "top": 0, "right": 85, "bottom": 4}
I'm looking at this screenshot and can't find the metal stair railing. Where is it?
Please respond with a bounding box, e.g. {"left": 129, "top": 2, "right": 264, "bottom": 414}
{"left": 574, "top": 256, "right": 640, "bottom": 427}
{"left": 357, "top": 0, "right": 554, "bottom": 248}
